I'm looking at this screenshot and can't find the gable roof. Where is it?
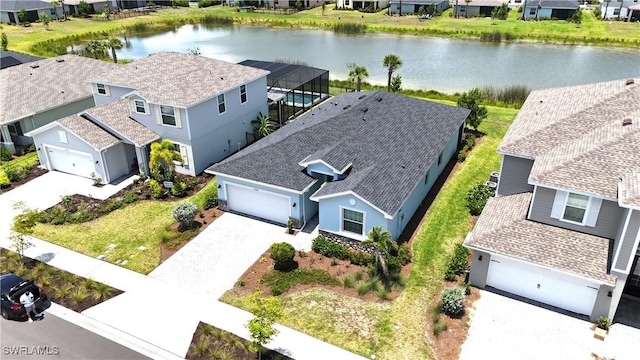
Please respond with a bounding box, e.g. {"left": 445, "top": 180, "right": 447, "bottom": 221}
{"left": 465, "top": 192, "right": 616, "bottom": 285}
{"left": 497, "top": 78, "right": 640, "bottom": 198}
{"left": 208, "top": 90, "right": 469, "bottom": 217}
{"left": 56, "top": 115, "right": 121, "bottom": 151}
{"left": 92, "top": 52, "right": 270, "bottom": 108}
{"left": 619, "top": 171, "right": 640, "bottom": 209}
{"left": 0, "top": 50, "right": 43, "bottom": 69}
{"left": 0, "top": 54, "right": 121, "bottom": 125}
{"left": 83, "top": 99, "right": 161, "bottom": 147}
{"left": 0, "top": 0, "right": 52, "bottom": 11}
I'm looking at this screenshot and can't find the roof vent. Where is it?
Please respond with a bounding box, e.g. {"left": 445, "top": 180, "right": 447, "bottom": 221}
{"left": 220, "top": 77, "right": 224, "bottom": 80}
{"left": 376, "top": 97, "right": 383, "bottom": 102}
{"left": 30, "top": 64, "right": 39, "bottom": 69}
{"left": 343, "top": 105, "right": 351, "bottom": 110}
{"left": 361, "top": 108, "right": 368, "bottom": 113}
{"left": 358, "top": 95, "right": 366, "bottom": 100}
{"left": 625, "top": 79, "right": 634, "bottom": 86}
{"left": 56, "top": 59, "right": 65, "bottom": 63}
{"left": 622, "top": 118, "right": 633, "bottom": 126}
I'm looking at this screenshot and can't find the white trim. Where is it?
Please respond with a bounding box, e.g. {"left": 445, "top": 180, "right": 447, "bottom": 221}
{"left": 585, "top": 197, "right": 602, "bottom": 227}
{"left": 57, "top": 130, "right": 68, "bottom": 144}
{"left": 24, "top": 121, "right": 60, "bottom": 137}
{"left": 43, "top": 144, "right": 96, "bottom": 176}
{"left": 186, "top": 74, "right": 267, "bottom": 109}
{"left": 94, "top": 83, "right": 110, "bottom": 96}
{"left": 550, "top": 190, "right": 568, "bottom": 220}
{"left": 299, "top": 158, "right": 349, "bottom": 175}
{"left": 527, "top": 185, "right": 538, "bottom": 220}
{"left": 339, "top": 206, "right": 366, "bottom": 239}
{"left": 612, "top": 209, "right": 633, "bottom": 273}
{"left": 29, "top": 122, "right": 118, "bottom": 152}
{"left": 496, "top": 150, "right": 535, "bottom": 160}
{"left": 217, "top": 94, "right": 226, "bottom": 115}
{"left": 225, "top": 182, "right": 292, "bottom": 223}
{"left": 206, "top": 172, "right": 303, "bottom": 195}
{"left": 239, "top": 84, "right": 247, "bottom": 104}
{"left": 133, "top": 99, "right": 149, "bottom": 115}
{"left": 310, "top": 189, "right": 393, "bottom": 219}
{"left": 495, "top": 154, "right": 506, "bottom": 196}
{"left": 528, "top": 181, "right": 616, "bottom": 202}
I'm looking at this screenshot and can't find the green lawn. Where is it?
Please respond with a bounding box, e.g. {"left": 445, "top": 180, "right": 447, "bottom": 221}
{"left": 221, "top": 104, "right": 518, "bottom": 358}
{"left": 32, "top": 179, "right": 217, "bottom": 274}
{"left": 1, "top": 5, "right": 638, "bottom": 57}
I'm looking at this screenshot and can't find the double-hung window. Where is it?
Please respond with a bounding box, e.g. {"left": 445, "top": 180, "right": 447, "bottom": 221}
{"left": 342, "top": 209, "right": 364, "bottom": 235}
{"left": 218, "top": 94, "right": 226, "bottom": 114}
{"left": 562, "top": 193, "right": 589, "bottom": 223}
{"left": 134, "top": 99, "right": 147, "bottom": 114}
{"left": 550, "top": 190, "right": 602, "bottom": 227}
{"left": 160, "top": 106, "right": 176, "bottom": 126}
{"left": 240, "top": 85, "right": 247, "bottom": 104}
{"left": 96, "top": 83, "right": 108, "bottom": 95}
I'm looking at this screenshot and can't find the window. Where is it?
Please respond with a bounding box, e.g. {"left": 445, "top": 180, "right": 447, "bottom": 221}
{"left": 529, "top": 8, "right": 536, "bottom": 15}
{"left": 613, "top": 8, "right": 620, "bottom": 15}
{"left": 50, "top": 9, "right": 56, "bottom": 16}
{"left": 345, "top": 0, "right": 350, "bottom": 5}
{"left": 342, "top": 209, "right": 364, "bottom": 235}
{"left": 173, "top": 142, "right": 189, "bottom": 167}
{"left": 8, "top": 123, "right": 23, "bottom": 136}
{"left": 160, "top": 106, "right": 176, "bottom": 126}
{"left": 58, "top": 130, "right": 68, "bottom": 144}
{"left": 134, "top": 100, "right": 147, "bottom": 114}
{"left": 217, "top": 94, "right": 226, "bottom": 114}
{"left": 240, "top": 85, "right": 247, "bottom": 104}
{"left": 96, "top": 83, "right": 107, "bottom": 95}
{"left": 438, "top": 151, "right": 443, "bottom": 166}
{"left": 562, "top": 193, "right": 589, "bottom": 223}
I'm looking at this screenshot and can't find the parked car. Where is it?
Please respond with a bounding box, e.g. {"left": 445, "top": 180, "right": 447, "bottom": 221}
{"left": 0, "top": 273, "right": 49, "bottom": 320}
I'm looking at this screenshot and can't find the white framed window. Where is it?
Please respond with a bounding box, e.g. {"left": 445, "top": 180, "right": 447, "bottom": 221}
{"left": 240, "top": 85, "right": 247, "bottom": 104}
{"left": 134, "top": 99, "right": 147, "bottom": 114}
{"left": 529, "top": 8, "right": 536, "bottom": 15}
{"left": 342, "top": 208, "right": 364, "bottom": 235}
{"left": 58, "top": 130, "right": 68, "bottom": 144}
{"left": 217, "top": 94, "right": 226, "bottom": 114}
{"left": 550, "top": 190, "right": 602, "bottom": 227}
{"left": 172, "top": 142, "right": 189, "bottom": 167}
{"left": 160, "top": 106, "right": 176, "bottom": 126}
{"left": 96, "top": 83, "right": 109, "bottom": 96}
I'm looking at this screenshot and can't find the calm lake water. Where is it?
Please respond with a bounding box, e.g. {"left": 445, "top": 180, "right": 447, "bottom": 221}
{"left": 116, "top": 24, "right": 640, "bottom": 93}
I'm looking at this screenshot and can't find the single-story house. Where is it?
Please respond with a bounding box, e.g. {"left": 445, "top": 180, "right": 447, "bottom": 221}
{"left": 0, "top": 0, "right": 63, "bottom": 24}
{"left": 335, "top": 0, "right": 390, "bottom": 11}
{"left": 453, "top": 0, "right": 506, "bottom": 17}
{"left": 206, "top": 90, "right": 469, "bottom": 239}
{"left": 522, "top": 0, "right": 580, "bottom": 20}
{"left": 389, "top": 0, "right": 449, "bottom": 15}
{"left": 600, "top": 0, "right": 639, "bottom": 21}
{"left": 63, "top": 0, "right": 112, "bottom": 15}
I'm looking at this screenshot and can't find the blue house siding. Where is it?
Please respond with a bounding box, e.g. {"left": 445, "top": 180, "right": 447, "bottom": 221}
{"left": 92, "top": 84, "right": 135, "bottom": 106}
{"left": 102, "top": 143, "right": 129, "bottom": 182}
{"left": 317, "top": 195, "right": 388, "bottom": 241}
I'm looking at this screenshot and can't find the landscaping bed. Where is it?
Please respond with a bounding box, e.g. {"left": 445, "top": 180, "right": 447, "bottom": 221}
{"left": 0, "top": 248, "right": 122, "bottom": 313}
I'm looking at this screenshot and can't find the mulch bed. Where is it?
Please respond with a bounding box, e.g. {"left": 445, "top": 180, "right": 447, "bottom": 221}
{"left": 0, "top": 165, "right": 48, "bottom": 194}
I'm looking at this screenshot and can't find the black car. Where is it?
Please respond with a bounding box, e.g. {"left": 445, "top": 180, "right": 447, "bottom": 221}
{"left": 1, "top": 273, "right": 49, "bottom": 320}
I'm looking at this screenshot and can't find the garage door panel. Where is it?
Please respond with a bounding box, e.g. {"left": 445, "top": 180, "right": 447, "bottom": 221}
{"left": 487, "top": 256, "right": 598, "bottom": 316}
{"left": 46, "top": 147, "right": 94, "bottom": 179}
{"left": 226, "top": 183, "right": 290, "bottom": 225}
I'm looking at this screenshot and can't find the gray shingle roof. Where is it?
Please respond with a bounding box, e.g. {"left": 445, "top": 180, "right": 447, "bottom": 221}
{"left": 620, "top": 171, "right": 640, "bottom": 209}
{"left": 208, "top": 91, "right": 469, "bottom": 216}
{"left": 0, "top": 54, "right": 121, "bottom": 125}
{"left": 56, "top": 115, "right": 120, "bottom": 151}
{"left": 497, "top": 78, "right": 640, "bottom": 198}
{"left": 83, "top": 99, "right": 160, "bottom": 147}
{"left": 0, "top": 0, "right": 52, "bottom": 11}
{"left": 536, "top": 0, "right": 580, "bottom": 8}
{"left": 389, "top": 0, "right": 448, "bottom": 4}
{"left": 92, "top": 52, "right": 269, "bottom": 108}
{"left": 453, "top": 0, "right": 504, "bottom": 6}
{"left": 464, "top": 192, "right": 616, "bottom": 285}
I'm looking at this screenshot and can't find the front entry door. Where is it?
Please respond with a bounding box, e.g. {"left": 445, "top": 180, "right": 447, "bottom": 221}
{"left": 624, "top": 256, "right": 640, "bottom": 298}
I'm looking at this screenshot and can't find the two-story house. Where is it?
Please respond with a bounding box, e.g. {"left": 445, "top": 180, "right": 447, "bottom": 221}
{"left": 207, "top": 91, "right": 469, "bottom": 237}
{"left": 464, "top": 78, "right": 640, "bottom": 322}
{"left": 26, "top": 52, "right": 269, "bottom": 183}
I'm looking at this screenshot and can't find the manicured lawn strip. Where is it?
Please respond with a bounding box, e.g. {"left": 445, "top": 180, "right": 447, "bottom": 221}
{"left": 0, "top": 152, "right": 39, "bottom": 176}
{"left": 31, "top": 179, "right": 217, "bottom": 274}
{"left": 2, "top": 5, "right": 638, "bottom": 58}
{"left": 221, "top": 105, "right": 517, "bottom": 358}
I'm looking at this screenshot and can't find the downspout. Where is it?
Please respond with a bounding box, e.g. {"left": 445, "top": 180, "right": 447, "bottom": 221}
{"left": 300, "top": 193, "right": 307, "bottom": 231}
{"left": 101, "top": 148, "right": 110, "bottom": 184}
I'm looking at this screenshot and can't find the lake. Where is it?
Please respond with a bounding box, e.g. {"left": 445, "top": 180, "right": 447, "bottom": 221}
{"left": 116, "top": 24, "right": 640, "bottom": 93}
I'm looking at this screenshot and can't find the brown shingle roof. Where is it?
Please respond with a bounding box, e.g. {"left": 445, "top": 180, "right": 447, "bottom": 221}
{"left": 464, "top": 193, "right": 616, "bottom": 285}
{"left": 0, "top": 55, "right": 121, "bottom": 125}
{"left": 57, "top": 115, "right": 120, "bottom": 151}
{"left": 92, "top": 52, "right": 269, "bottom": 107}
{"left": 83, "top": 99, "right": 160, "bottom": 147}
{"left": 619, "top": 171, "right": 640, "bottom": 209}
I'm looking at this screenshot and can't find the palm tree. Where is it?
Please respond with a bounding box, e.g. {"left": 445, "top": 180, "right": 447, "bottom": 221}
{"left": 464, "top": 0, "right": 471, "bottom": 18}
{"left": 251, "top": 112, "right": 278, "bottom": 138}
{"left": 347, "top": 63, "right": 369, "bottom": 92}
{"left": 454, "top": 0, "right": 459, "bottom": 18}
{"left": 104, "top": 38, "right": 122, "bottom": 63}
{"left": 603, "top": 0, "right": 611, "bottom": 20}
{"left": 84, "top": 40, "right": 105, "bottom": 59}
{"left": 361, "top": 226, "right": 397, "bottom": 278}
{"left": 382, "top": 54, "right": 403, "bottom": 92}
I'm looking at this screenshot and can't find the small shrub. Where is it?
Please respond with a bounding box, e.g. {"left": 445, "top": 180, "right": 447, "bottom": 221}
{"left": 172, "top": 202, "right": 198, "bottom": 229}
{"left": 433, "top": 317, "right": 448, "bottom": 337}
{"left": 90, "top": 172, "right": 102, "bottom": 186}
{"left": 103, "top": 199, "right": 123, "bottom": 212}
{"left": 270, "top": 281, "right": 288, "bottom": 296}
{"left": 298, "top": 249, "right": 307, "bottom": 258}
{"left": 287, "top": 218, "right": 294, "bottom": 234}
{"left": 349, "top": 251, "right": 374, "bottom": 266}
{"left": 330, "top": 257, "right": 339, "bottom": 266}
{"left": 441, "top": 287, "right": 466, "bottom": 317}
{"left": 170, "top": 181, "right": 186, "bottom": 197}
{"left": 311, "top": 236, "right": 350, "bottom": 260}
{"left": 0, "top": 147, "right": 12, "bottom": 161}
{"left": 149, "top": 179, "right": 164, "bottom": 199}
{"left": 201, "top": 186, "right": 218, "bottom": 209}
{"left": 124, "top": 191, "right": 138, "bottom": 204}
{"left": 236, "top": 279, "right": 246, "bottom": 287}
{"left": 0, "top": 173, "right": 10, "bottom": 188}
{"left": 466, "top": 183, "right": 494, "bottom": 215}
{"left": 463, "top": 281, "right": 471, "bottom": 296}
{"left": 4, "top": 166, "right": 25, "bottom": 182}
{"left": 269, "top": 242, "right": 296, "bottom": 271}
{"left": 343, "top": 275, "right": 356, "bottom": 288}
{"left": 445, "top": 243, "right": 469, "bottom": 280}
{"left": 596, "top": 316, "right": 611, "bottom": 330}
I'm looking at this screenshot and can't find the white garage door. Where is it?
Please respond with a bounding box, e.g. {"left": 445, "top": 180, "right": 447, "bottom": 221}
{"left": 226, "top": 183, "right": 291, "bottom": 225}
{"left": 46, "top": 146, "right": 94, "bottom": 178}
{"left": 487, "top": 255, "right": 599, "bottom": 316}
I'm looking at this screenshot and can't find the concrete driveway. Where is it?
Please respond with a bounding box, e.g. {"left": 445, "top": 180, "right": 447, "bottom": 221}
{"left": 149, "top": 212, "right": 314, "bottom": 299}
{"left": 460, "top": 289, "right": 640, "bottom": 360}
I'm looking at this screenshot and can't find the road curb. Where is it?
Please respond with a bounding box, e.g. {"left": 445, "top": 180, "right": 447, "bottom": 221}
{"left": 46, "top": 302, "right": 184, "bottom": 360}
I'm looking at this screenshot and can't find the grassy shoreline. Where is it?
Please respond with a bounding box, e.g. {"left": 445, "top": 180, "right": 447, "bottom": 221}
{"left": 1, "top": 5, "right": 638, "bottom": 58}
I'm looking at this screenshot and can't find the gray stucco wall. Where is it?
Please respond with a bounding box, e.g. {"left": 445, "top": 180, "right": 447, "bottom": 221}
{"left": 614, "top": 210, "right": 640, "bottom": 271}
{"left": 496, "top": 155, "right": 534, "bottom": 196}
{"left": 529, "top": 186, "right": 625, "bottom": 239}
{"left": 592, "top": 284, "right": 614, "bottom": 322}
{"left": 468, "top": 249, "right": 491, "bottom": 288}
{"left": 102, "top": 143, "right": 128, "bottom": 182}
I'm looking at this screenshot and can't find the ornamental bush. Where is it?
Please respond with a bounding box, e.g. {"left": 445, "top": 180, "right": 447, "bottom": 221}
{"left": 172, "top": 202, "right": 198, "bottom": 229}
{"left": 445, "top": 243, "right": 469, "bottom": 281}
{"left": 311, "top": 236, "right": 350, "bottom": 260}
{"left": 269, "top": 242, "right": 296, "bottom": 271}
{"left": 149, "top": 179, "right": 164, "bottom": 199}
{"left": 441, "top": 287, "right": 465, "bottom": 317}
{"left": 466, "top": 183, "right": 494, "bottom": 215}
{"left": 170, "top": 181, "right": 186, "bottom": 197}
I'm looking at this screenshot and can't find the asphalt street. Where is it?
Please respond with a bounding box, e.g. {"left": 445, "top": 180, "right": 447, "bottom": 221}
{"left": 0, "top": 312, "right": 150, "bottom": 360}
